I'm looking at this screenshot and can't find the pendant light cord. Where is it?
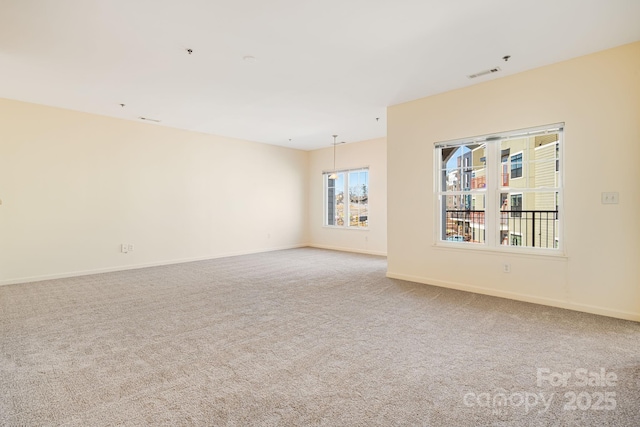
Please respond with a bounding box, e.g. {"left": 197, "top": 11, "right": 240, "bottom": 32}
{"left": 332, "top": 135, "right": 337, "bottom": 171}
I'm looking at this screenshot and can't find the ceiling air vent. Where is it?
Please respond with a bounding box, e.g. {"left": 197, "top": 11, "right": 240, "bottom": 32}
{"left": 468, "top": 67, "right": 501, "bottom": 79}
{"left": 138, "top": 117, "right": 161, "bottom": 123}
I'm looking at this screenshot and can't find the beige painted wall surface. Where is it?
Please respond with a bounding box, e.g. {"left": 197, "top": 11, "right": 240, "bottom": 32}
{"left": 308, "top": 137, "right": 387, "bottom": 255}
{"left": 0, "top": 99, "right": 309, "bottom": 284}
{"left": 387, "top": 42, "right": 640, "bottom": 321}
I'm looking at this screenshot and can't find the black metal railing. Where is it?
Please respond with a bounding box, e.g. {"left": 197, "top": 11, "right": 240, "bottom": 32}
{"left": 445, "top": 210, "right": 558, "bottom": 248}
{"left": 445, "top": 210, "right": 486, "bottom": 243}
{"left": 500, "top": 210, "right": 558, "bottom": 248}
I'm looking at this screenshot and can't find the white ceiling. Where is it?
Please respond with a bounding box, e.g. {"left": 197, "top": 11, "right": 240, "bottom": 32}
{"left": 1, "top": 0, "right": 638, "bottom": 150}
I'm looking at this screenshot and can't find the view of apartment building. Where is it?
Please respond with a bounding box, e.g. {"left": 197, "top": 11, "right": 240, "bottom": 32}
{"left": 443, "top": 130, "right": 560, "bottom": 249}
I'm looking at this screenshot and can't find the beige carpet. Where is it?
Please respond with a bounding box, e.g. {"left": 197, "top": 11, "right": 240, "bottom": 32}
{"left": 1, "top": 248, "right": 639, "bottom": 426}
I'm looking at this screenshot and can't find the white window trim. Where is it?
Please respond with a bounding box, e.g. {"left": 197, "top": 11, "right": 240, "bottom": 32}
{"left": 433, "top": 123, "right": 565, "bottom": 256}
{"left": 323, "top": 167, "right": 370, "bottom": 230}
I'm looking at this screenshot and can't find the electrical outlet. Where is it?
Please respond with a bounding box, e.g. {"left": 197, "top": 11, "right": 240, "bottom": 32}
{"left": 121, "top": 244, "right": 129, "bottom": 253}
{"left": 601, "top": 192, "right": 619, "bottom": 204}
{"left": 128, "top": 244, "right": 134, "bottom": 252}
{"left": 503, "top": 263, "right": 511, "bottom": 273}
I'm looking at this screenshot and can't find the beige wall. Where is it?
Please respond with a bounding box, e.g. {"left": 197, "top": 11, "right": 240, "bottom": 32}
{"left": 308, "top": 137, "right": 387, "bottom": 255}
{"left": 3, "top": 42, "right": 638, "bottom": 322}
{"left": 387, "top": 42, "right": 640, "bottom": 321}
{"left": 0, "top": 99, "right": 309, "bottom": 284}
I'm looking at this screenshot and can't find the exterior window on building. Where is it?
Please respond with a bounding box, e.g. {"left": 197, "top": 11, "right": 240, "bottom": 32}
{"left": 324, "top": 168, "right": 369, "bottom": 228}
{"left": 511, "top": 233, "right": 522, "bottom": 246}
{"left": 435, "top": 123, "right": 563, "bottom": 251}
{"left": 510, "top": 194, "right": 522, "bottom": 218}
{"left": 511, "top": 153, "right": 523, "bottom": 178}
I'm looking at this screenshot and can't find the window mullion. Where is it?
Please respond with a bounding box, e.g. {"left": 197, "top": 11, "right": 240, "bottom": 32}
{"left": 485, "top": 141, "right": 498, "bottom": 246}
{"left": 434, "top": 148, "right": 444, "bottom": 242}
{"left": 344, "top": 174, "right": 350, "bottom": 227}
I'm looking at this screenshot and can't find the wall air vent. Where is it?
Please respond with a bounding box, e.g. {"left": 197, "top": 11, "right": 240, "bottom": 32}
{"left": 468, "top": 67, "right": 501, "bottom": 79}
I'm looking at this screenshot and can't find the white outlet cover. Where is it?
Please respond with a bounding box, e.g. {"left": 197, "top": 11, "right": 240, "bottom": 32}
{"left": 601, "top": 192, "right": 619, "bottom": 204}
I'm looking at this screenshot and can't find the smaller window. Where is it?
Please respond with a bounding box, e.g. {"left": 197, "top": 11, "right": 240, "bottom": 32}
{"left": 511, "top": 153, "right": 523, "bottom": 179}
{"left": 510, "top": 194, "right": 522, "bottom": 218}
{"left": 511, "top": 233, "right": 522, "bottom": 246}
{"left": 324, "top": 168, "right": 369, "bottom": 228}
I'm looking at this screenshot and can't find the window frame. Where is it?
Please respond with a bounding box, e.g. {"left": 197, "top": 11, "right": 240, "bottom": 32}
{"left": 323, "top": 167, "right": 370, "bottom": 229}
{"left": 434, "top": 123, "right": 564, "bottom": 255}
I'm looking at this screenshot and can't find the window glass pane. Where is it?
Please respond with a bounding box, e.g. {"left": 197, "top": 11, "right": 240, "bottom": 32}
{"left": 334, "top": 173, "right": 345, "bottom": 226}
{"left": 501, "top": 134, "right": 561, "bottom": 189}
{"left": 501, "top": 138, "right": 526, "bottom": 187}
{"left": 443, "top": 167, "right": 459, "bottom": 191}
{"left": 530, "top": 158, "right": 558, "bottom": 188}
{"left": 530, "top": 136, "right": 560, "bottom": 189}
{"left": 443, "top": 194, "right": 485, "bottom": 244}
{"left": 470, "top": 144, "right": 487, "bottom": 189}
{"left": 324, "top": 174, "right": 343, "bottom": 225}
{"left": 441, "top": 144, "right": 486, "bottom": 192}
{"left": 325, "top": 172, "right": 345, "bottom": 226}
{"left": 499, "top": 191, "right": 558, "bottom": 248}
{"left": 348, "top": 170, "right": 368, "bottom": 227}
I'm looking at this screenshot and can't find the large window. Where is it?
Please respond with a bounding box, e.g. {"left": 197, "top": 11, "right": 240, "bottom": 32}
{"left": 324, "top": 168, "right": 369, "bottom": 228}
{"left": 435, "top": 124, "right": 563, "bottom": 251}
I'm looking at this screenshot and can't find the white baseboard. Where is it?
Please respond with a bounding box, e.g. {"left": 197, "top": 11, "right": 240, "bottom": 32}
{"left": 386, "top": 271, "right": 640, "bottom": 323}
{"left": 307, "top": 244, "right": 387, "bottom": 257}
{"left": 0, "top": 244, "right": 308, "bottom": 287}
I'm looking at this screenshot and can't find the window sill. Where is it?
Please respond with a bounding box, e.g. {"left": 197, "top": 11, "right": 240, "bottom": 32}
{"left": 323, "top": 225, "right": 370, "bottom": 231}
{"left": 433, "top": 241, "right": 567, "bottom": 260}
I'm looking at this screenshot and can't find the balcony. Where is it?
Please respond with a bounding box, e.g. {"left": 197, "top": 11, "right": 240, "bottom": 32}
{"left": 445, "top": 209, "right": 558, "bottom": 248}
{"left": 445, "top": 210, "right": 485, "bottom": 243}
{"left": 471, "top": 176, "right": 486, "bottom": 189}
{"left": 469, "top": 174, "right": 509, "bottom": 189}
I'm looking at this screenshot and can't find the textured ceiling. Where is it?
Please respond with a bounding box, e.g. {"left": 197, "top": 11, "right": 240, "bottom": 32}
{"left": 1, "top": 0, "right": 638, "bottom": 150}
